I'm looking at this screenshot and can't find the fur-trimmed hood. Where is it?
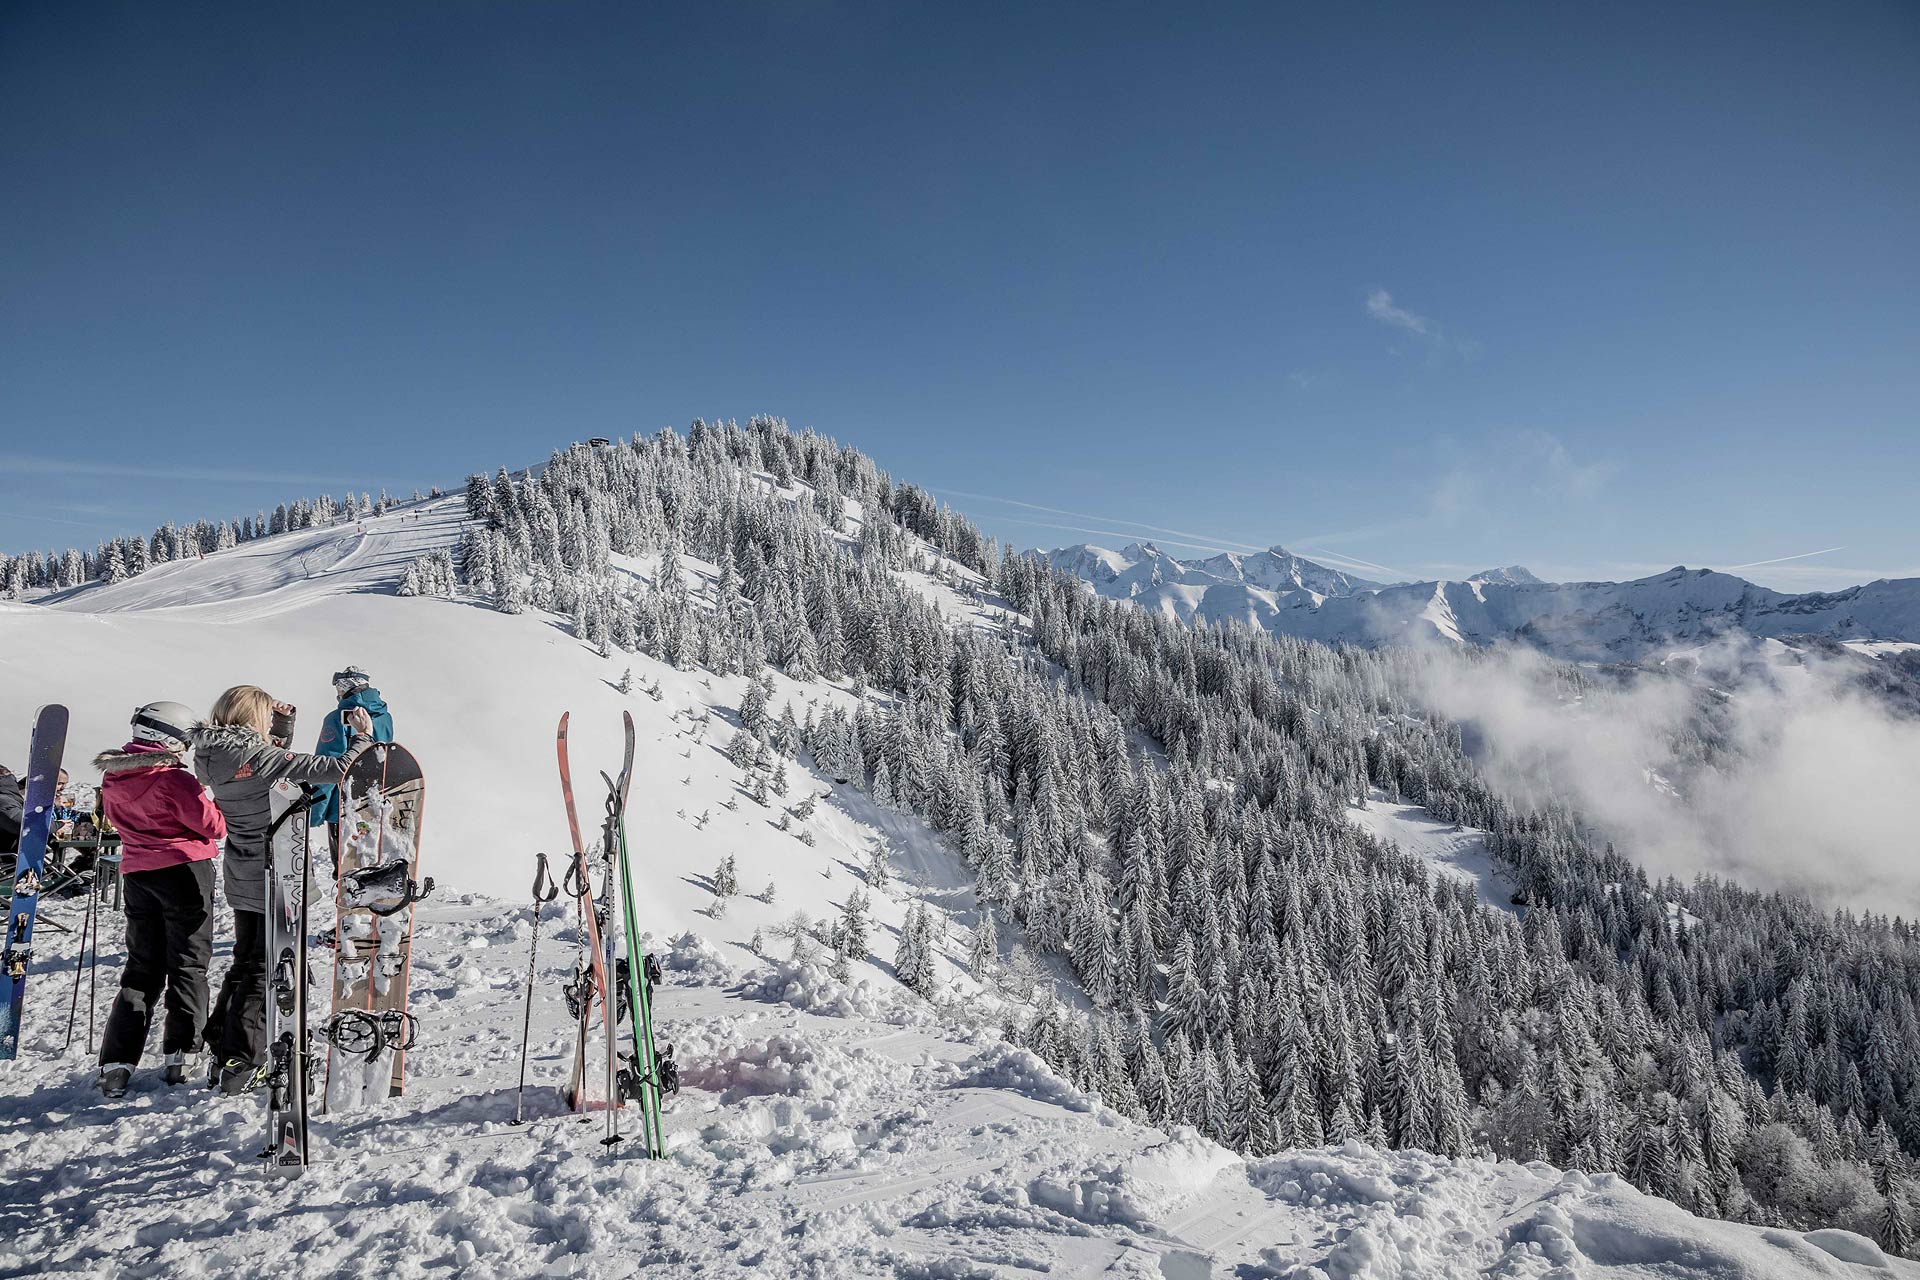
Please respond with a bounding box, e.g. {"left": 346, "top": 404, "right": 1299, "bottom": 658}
{"left": 96, "top": 738, "right": 225, "bottom": 872}
{"left": 94, "top": 741, "right": 190, "bottom": 774}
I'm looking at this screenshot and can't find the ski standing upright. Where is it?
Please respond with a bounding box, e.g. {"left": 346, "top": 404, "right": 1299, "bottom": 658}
{"left": 595, "top": 712, "right": 637, "bottom": 1151}
{"left": 557, "top": 711, "right": 614, "bottom": 1113}
{"left": 0, "top": 705, "right": 70, "bottom": 1059}
{"left": 263, "top": 767, "right": 317, "bottom": 1173}
{"left": 611, "top": 709, "right": 672, "bottom": 1157}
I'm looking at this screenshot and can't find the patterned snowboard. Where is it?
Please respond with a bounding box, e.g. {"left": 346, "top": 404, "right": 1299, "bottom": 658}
{"left": 324, "top": 741, "right": 430, "bottom": 1107}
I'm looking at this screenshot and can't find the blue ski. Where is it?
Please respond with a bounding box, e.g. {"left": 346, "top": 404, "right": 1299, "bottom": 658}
{"left": 1, "top": 705, "right": 72, "bottom": 1059}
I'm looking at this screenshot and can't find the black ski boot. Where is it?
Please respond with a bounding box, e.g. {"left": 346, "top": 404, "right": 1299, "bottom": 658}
{"left": 163, "top": 1050, "right": 190, "bottom": 1086}
{"left": 98, "top": 1065, "right": 133, "bottom": 1098}
{"left": 219, "top": 1058, "right": 258, "bottom": 1096}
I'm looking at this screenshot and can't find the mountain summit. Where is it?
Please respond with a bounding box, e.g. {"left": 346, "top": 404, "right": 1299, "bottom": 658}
{"left": 1041, "top": 542, "right": 1379, "bottom": 635}
{"left": 1046, "top": 544, "right": 1920, "bottom": 660}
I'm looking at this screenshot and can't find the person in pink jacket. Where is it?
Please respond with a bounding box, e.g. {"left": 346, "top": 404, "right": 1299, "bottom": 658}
{"left": 92, "top": 701, "right": 227, "bottom": 1098}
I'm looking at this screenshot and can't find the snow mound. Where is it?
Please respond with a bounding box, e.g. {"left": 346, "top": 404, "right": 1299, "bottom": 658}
{"left": 1242, "top": 1145, "right": 1911, "bottom": 1280}
{"left": 1030, "top": 1127, "right": 1239, "bottom": 1230}
{"left": 952, "top": 1042, "right": 1095, "bottom": 1113}
{"left": 1805, "top": 1230, "right": 1893, "bottom": 1269}
{"left": 658, "top": 930, "right": 732, "bottom": 985}
{"left": 739, "top": 958, "right": 909, "bottom": 1020}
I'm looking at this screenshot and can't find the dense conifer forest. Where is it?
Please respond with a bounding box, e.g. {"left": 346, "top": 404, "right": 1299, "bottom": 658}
{"left": 11, "top": 418, "right": 1915, "bottom": 1253}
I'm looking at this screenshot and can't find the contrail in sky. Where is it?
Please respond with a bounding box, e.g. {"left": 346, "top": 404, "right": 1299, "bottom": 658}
{"left": 1723, "top": 546, "right": 1845, "bottom": 570}
{"left": 929, "top": 487, "right": 1268, "bottom": 554}
{"left": 5, "top": 457, "right": 375, "bottom": 486}
{"left": 1295, "top": 547, "right": 1409, "bottom": 579}
{"left": 990, "top": 516, "right": 1235, "bottom": 555}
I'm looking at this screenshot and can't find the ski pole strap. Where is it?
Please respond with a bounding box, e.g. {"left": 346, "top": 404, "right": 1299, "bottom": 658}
{"left": 563, "top": 850, "right": 590, "bottom": 899}
{"left": 532, "top": 853, "right": 560, "bottom": 904}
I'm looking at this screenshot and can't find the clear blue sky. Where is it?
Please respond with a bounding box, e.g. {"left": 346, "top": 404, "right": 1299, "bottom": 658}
{"left": 3, "top": 1, "right": 1915, "bottom": 589}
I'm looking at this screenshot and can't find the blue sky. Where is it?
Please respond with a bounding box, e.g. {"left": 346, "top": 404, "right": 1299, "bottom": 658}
{"left": 2, "top": 1, "right": 1915, "bottom": 589}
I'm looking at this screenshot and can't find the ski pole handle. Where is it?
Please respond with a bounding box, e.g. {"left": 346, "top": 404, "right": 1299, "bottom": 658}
{"left": 532, "top": 853, "right": 560, "bottom": 904}
{"left": 563, "top": 850, "right": 590, "bottom": 899}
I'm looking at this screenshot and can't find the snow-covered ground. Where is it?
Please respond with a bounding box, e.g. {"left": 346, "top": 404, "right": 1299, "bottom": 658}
{"left": 4, "top": 893, "right": 1908, "bottom": 1279}
{"left": 1347, "top": 793, "right": 1517, "bottom": 917}
{"left": 3, "top": 500, "right": 1911, "bottom": 1278}
{"left": 1844, "top": 640, "right": 1920, "bottom": 661}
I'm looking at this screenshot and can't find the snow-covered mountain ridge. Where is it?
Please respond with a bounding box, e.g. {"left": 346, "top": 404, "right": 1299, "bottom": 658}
{"left": 1045, "top": 543, "right": 1920, "bottom": 661}
{"left": 2, "top": 423, "right": 1916, "bottom": 1275}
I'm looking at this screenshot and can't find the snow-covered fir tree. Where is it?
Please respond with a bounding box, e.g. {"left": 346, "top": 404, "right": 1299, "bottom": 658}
{"left": 36, "top": 415, "right": 1911, "bottom": 1249}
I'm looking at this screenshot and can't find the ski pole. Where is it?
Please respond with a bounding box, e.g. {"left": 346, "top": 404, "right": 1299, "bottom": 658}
{"left": 86, "top": 880, "right": 99, "bottom": 1051}
{"left": 62, "top": 876, "right": 93, "bottom": 1053}
{"left": 598, "top": 781, "right": 622, "bottom": 1153}
{"left": 513, "top": 853, "right": 560, "bottom": 1126}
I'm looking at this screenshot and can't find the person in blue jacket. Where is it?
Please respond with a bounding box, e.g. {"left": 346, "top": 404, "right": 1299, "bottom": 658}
{"left": 311, "top": 666, "right": 394, "bottom": 868}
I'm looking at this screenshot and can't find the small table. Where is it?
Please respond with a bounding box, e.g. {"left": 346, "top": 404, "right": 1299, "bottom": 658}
{"left": 46, "top": 836, "right": 125, "bottom": 912}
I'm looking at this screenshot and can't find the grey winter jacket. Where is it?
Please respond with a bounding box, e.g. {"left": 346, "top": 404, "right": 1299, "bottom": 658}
{"left": 194, "top": 710, "right": 373, "bottom": 914}
{"left": 0, "top": 767, "right": 21, "bottom": 854}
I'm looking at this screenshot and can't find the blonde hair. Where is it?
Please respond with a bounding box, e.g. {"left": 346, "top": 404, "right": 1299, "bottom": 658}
{"left": 208, "top": 685, "right": 274, "bottom": 735}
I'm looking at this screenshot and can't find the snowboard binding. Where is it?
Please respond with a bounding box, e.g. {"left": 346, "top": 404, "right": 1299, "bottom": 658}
{"left": 340, "top": 861, "right": 437, "bottom": 917}
{"left": 322, "top": 1008, "right": 420, "bottom": 1063}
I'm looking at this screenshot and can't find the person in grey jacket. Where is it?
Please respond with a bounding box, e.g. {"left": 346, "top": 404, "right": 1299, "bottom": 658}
{"left": 195, "top": 684, "right": 375, "bottom": 1093}
{"left": 0, "top": 764, "right": 22, "bottom": 859}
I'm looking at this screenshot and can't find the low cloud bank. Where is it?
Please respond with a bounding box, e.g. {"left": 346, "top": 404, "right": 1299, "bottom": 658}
{"left": 1408, "top": 640, "right": 1920, "bottom": 918}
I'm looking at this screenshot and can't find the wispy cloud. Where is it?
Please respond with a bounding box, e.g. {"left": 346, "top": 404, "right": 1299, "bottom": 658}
{"left": 1364, "top": 289, "right": 1434, "bottom": 337}
{"left": 0, "top": 509, "right": 113, "bottom": 530}
{"left": 3, "top": 458, "right": 373, "bottom": 487}
{"left": 1429, "top": 464, "right": 1481, "bottom": 523}
{"left": 1517, "top": 429, "right": 1615, "bottom": 500}
{"left": 1364, "top": 289, "right": 1480, "bottom": 359}
{"left": 1429, "top": 430, "right": 1613, "bottom": 525}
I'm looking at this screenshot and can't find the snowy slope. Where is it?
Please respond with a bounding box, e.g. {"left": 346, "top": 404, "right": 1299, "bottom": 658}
{"left": 1347, "top": 793, "right": 1517, "bottom": 916}
{"left": 1046, "top": 545, "right": 1920, "bottom": 661}
{"left": 2, "top": 496, "right": 973, "bottom": 948}
{"left": 3, "top": 490, "right": 1913, "bottom": 1277}
{"left": 3, "top": 895, "right": 1911, "bottom": 1279}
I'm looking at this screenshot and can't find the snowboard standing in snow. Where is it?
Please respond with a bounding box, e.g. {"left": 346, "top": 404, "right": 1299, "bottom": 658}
{"left": 323, "top": 742, "right": 431, "bottom": 1107}
{"left": 609, "top": 710, "right": 670, "bottom": 1157}
{"left": 557, "top": 711, "right": 614, "bottom": 1113}
{"left": 0, "top": 705, "right": 69, "bottom": 1059}
{"left": 263, "top": 775, "right": 317, "bottom": 1172}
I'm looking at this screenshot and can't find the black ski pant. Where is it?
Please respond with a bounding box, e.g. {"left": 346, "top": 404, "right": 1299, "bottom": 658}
{"left": 99, "top": 859, "right": 216, "bottom": 1068}
{"left": 208, "top": 907, "right": 267, "bottom": 1069}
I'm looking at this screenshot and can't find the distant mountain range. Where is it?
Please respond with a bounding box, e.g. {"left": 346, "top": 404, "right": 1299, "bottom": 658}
{"left": 1043, "top": 541, "right": 1920, "bottom": 662}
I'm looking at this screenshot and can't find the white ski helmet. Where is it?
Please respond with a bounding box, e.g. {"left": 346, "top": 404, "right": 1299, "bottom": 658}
{"left": 131, "top": 701, "right": 198, "bottom": 751}
{"left": 332, "top": 666, "right": 371, "bottom": 695}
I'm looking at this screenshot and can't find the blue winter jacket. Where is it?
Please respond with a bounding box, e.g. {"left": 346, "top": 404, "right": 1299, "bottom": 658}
{"left": 309, "top": 687, "right": 394, "bottom": 827}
